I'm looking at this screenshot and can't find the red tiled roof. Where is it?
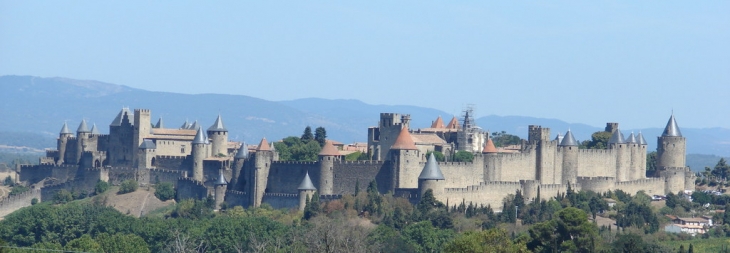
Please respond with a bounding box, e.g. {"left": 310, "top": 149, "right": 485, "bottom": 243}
{"left": 431, "top": 116, "right": 445, "bottom": 128}
{"left": 319, "top": 140, "right": 341, "bottom": 156}
{"left": 482, "top": 138, "right": 498, "bottom": 153}
{"left": 446, "top": 116, "right": 460, "bottom": 129}
{"left": 257, "top": 137, "right": 270, "bottom": 151}
{"left": 391, "top": 127, "right": 418, "bottom": 150}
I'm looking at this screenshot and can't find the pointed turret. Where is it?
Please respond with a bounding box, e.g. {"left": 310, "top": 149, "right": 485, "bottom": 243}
{"left": 391, "top": 127, "right": 418, "bottom": 150}
{"left": 559, "top": 130, "right": 578, "bottom": 146}
{"left": 77, "top": 119, "right": 90, "bottom": 133}
{"left": 662, "top": 114, "right": 682, "bottom": 137}
{"left": 180, "top": 120, "right": 190, "bottom": 129}
{"left": 554, "top": 133, "right": 563, "bottom": 143}
{"left": 298, "top": 172, "right": 317, "bottom": 190}
{"left": 90, "top": 123, "right": 100, "bottom": 135}
{"left": 637, "top": 132, "right": 648, "bottom": 145}
{"left": 155, "top": 117, "right": 164, "bottom": 128}
{"left": 257, "top": 138, "right": 271, "bottom": 151}
{"left": 625, "top": 132, "right": 638, "bottom": 144}
{"left": 60, "top": 122, "right": 72, "bottom": 135}
{"left": 208, "top": 115, "right": 227, "bottom": 132}
{"left": 318, "top": 140, "right": 341, "bottom": 156}
{"left": 431, "top": 116, "right": 445, "bottom": 128}
{"left": 215, "top": 171, "right": 227, "bottom": 185}
{"left": 190, "top": 120, "right": 199, "bottom": 130}
{"left": 446, "top": 116, "right": 459, "bottom": 129}
{"left": 419, "top": 153, "right": 445, "bottom": 180}
{"left": 192, "top": 127, "right": 206, "bottom": 144}
{"left": 235, "top": 142, "right": 249, "bottom": 159}
{"left": 608, "top": 129, "right": 625, "bottom": 144}
{"left": 482, "top": 138, "right": 498, "bottom": 153}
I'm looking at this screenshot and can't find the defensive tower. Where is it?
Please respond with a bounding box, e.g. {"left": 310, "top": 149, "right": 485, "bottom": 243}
{"left": 207, "top": 115, "right": 228, "bottom": 157}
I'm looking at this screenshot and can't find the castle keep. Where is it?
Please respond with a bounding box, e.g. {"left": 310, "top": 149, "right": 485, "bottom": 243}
{"left": 8, "top": 108, "right": 694, "bottom": 213}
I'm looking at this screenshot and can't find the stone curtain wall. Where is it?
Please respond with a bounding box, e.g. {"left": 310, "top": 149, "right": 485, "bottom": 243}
{"left": 0, "top": 188, "right": 41, "bottom": 218}
{"left": 333, "top": 161, "right": 391, "bottom": 194}
{"left": 266, "top": 161, "right": 320, "bottom": 194}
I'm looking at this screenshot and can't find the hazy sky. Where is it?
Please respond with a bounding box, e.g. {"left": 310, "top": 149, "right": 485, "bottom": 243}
{"left": 2, "top": 2, "right": 728, "bottom": 129}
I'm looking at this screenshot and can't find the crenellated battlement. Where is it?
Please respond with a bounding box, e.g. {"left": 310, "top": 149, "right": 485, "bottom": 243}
{"left": 134, "top": 109, "right": 151, "bottom": 113}
{"left": 157, "top": 155, "right": 188, "bottom": 159}
{"left": 578, "top": 149, "right": 613, "bottom": 154}
{"left": 272, "top": 161, "right": 318, "bottom": 165}
{"left": 177, "top": 177, "right": 205, "bottom": 187}
{"left": 615, "top": 178, "right": 663, "bottom": 186}
{"left": 263, "top": 192, "right": 298, "bottom": 197}
{"left": 337, "top": 160, "right": 385, "bottom": 165}
{"left": 438, "top": 161, "right": 474, "bottom": 166}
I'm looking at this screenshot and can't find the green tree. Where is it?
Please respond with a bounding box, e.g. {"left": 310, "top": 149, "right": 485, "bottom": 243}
{"left": 54, "top": 189, "right": 74, "bottom": 204}
{"left": 9, "top": 185, "right": 28, "bottom": 196}
{"left": 118, "top": 179, "right": 138, "bottom": 194}
{"left": 582, "top": 131, "right": 612, "bottom": 149}
{"left": 304, "top": 192, "right": 321, "bottom": 220}
{"left": 3, "top": 176, "right": 13, "bottom": 186}
{"left": 425, "top": 151, "right": 445, "bottom": 162}
{"left": 364, "top": 181, "right": 383, "bottom": 216}
{"left": 712, "top": 158, "right": 730, "bottom": 181}
{"left": 528, "top": 207, "right": 598, "bottom": 253}
{"left": 723, "top": 203, "right": 730, "bottom": 225}
{"left": 154, "top": 182, "right": 175, "bottom": 201}
{"left": 490, "top": 131, "right": 522, "bottom": 147}
{"left": 452, "top": 150, "right": 474, "bottom": 162}
{"left": 401, "top": 221, "right": 455, "bottom": 253}
{"left": 64, "top": 234, "right": 103, "bottom": 252}
{"left": 315, "top": 127, "right": 327, "bottom": 147}
{"left": 95, "top": 180, "right": 110, "bottom": 195}
{"left": 301, "top": 126, "right": 314, "bottom": 142}
{"left": 646, "top": 151, "right": 658, "bottom": 177}
{"left": 96, "top": 233, "right": 151, "bottom": 253}
{"left": 444, "top": 228, "right": 529, "bottom": 253}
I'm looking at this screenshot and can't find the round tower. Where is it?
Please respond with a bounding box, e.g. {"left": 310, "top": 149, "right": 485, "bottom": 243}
{"left": 191, "top": 127, "right": 207, "bottom": 182}
{"left": 214, "top": 170, "right": 228, "bottom": 211}
{"left": 636, "top": 132, "right": 649, "bottom": 179}
{"left": 559, "top": 130, "right": 579, "bottom": 185}
{"left": 608, "top": 129, "right": 630, "bottom": 181}
{"left": 625, "top": 132, "right": 641, "bottom": 180}
{"left": 390, "top": 126, "right": 421, "bottom": 189}
{"left": 57, "top": 122, "right": 73, "bottom": 165}
{"left": 231, "top": 142, "right": 248, "bottom": 189}
{"left": 251, "top": 138, "right": 274, "bottom": 207}
{"left": 482, "top": 137, "right": 500, "bottom": 181}
{"left": 657, "top": 114, "right": 686, "bottom": 169}
{"left": 418, "top": 153, "right": 445, "bottom": 196}
{"left": 318, "top": 140, "right": 341, "bottom": 195}
{"left": 298, "top": 171, "right": 317, "bottom": 211}
{"left": 76, "top": 119, "right": 91, "bottom": 164}
{"left": 207, "top": 115, "right": 229, "bottom": 157}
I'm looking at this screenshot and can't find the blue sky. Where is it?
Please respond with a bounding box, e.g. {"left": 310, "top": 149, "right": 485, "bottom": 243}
{"left": 1, "top": 1, "right": 728, "bottom": 129}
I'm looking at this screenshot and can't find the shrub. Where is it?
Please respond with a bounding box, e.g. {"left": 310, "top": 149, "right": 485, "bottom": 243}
{"left": 54, "top": 189, "right": 74, "bottom": 204}
{"left": 9, "top": 185, "right": 29, "bottom": 196}
{"left": 154, "top": 182, "right": 175, "bottom": 201}
{"left": 118, "top": 180, "right": 138, "bottom": 194}
{"left": 95, "top": 180, "right": 110, "bottom": 195}
{"left": 31, "top": 198, "right": 38, "bottom": 205}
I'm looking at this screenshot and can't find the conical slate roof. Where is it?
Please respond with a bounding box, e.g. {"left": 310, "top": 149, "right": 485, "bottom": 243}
{"left": 77, "top": 119, "right": 90, "bottom": 133}
{"left": 110, "top": 108, "right": 133, "bottom": 126}
{"left": 298, "top": 172, "right": 317, "bottom": 190}
{"left": 60, "top": 122, "right": 72, "bottom": 134}
{"left": 560, "top": 130, "right": 578, "bottom": 146}
{"left": 625, "top": 132, "right": 637, "bottom": 144}
{"left": 190, "top": 120, "right": 199, "bottom": 130}
{"left": 192, "top": 127, "right": 207, "bottom": 144}
{"left": 431, "top": 116, "right": 445, "bottom": 128}
{"left": 662, "top": 114, "right": 682, "bottom": 137}
{"left": 155, "top": 117, "right": 164, "bottom": 128}
{"left": 139, "top": 139, "right": 157, "bottom": 149}
{"left": 90, "top": 123, "right": 100, "bottom": 135}
{"left": 446, "top": 116, "right": 459, "bottom": 129}
{"left": 207, "top": 115, "right": 227, "bottom": 132}
{"left": 482, "top": 138, "right": 498, "bottom": 153}
{"left": 180, "top": 120, "right": 190, "bottom": 129}
{"left": 419, "top": 153, "right": 445, "bottom": 180}
{"left": 235, "top": 142, "right": 249, "bottom": 159}
{"left": 257, "top": 138, "right": 271, "bottom": 151}
{"left": 319, "top": 140, "right": 340, "bottom": 156}
{"left": 608, "top": 130, "right": 625, "bottom": 144}
{"left": 637, "top": 132, "right": 648, "bottom": 145}
{"left": 215, "top": 171, "right": 227, "bottom": 185}
{"left": 554, "top": 133, "right": 563, "bottom": 143}
{"left": 391, "top": 127, "right": 418, "bottom": 150}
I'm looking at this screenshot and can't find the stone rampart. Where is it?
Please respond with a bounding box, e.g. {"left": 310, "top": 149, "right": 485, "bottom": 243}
{"left": 576, "top": 176, "right": 616, "bottom": 193}
{"left": 441, "top": 181, "right": 523, "bottom": 212}
{"left": 439, "top": 162, "right": 483, "bottom": 188}
{"left": 155, "top": 155, "right": 191, "bottom": 171}
{"left": 176, "top": 177, "right": 208, "bottom": 200}
{"left": 262, "top": 192, "right": 298, "bottom": 209}
{"left": 536, "top": 183, "right": 577, "bottom": 201}
{"left": 20, "top": 164, "right": 77, "bottom": 185}
{"left": 614, "top": 177, "right": 665, "bottom": 196}
{"left": 107, "top": 167, "right": 139, "bottom": 185}
{"left": 0, "top": 188, "right": 41, "bottom": 218}
{"left": 266, "top": 162, "right": 320, "bottom": 194}
{"left": 576, "top": 149, "right": 616, "bottom": 178}
{"left": 489, "top": 152, "right": 536, "bottom": 182}
{"left": 224, "top": 190, "right": 249, "bottom": 208}
{"left": 149, "top": 168, "right": 187, "bottom": 187}
{"left": 333, "top": 160, "right": 391, "bottom": 195}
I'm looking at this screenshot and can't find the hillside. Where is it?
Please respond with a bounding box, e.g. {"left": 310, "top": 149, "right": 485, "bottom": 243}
{"left": 1, "top": 75, "right": 729, "bottom": 156}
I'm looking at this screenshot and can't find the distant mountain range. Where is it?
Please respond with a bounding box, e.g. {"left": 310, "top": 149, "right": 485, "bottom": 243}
{"left": 2, "top": 75, "right": 729, "bottom": 160}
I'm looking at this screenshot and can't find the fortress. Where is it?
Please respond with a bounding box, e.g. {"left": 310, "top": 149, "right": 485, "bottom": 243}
{"left": 3, "top": 108, "right": 694, "bottom": 213}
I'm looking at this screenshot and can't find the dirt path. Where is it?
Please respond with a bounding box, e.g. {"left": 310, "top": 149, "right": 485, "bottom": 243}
{"left": 138, "top": 192, "right": 151, "bottom": 217}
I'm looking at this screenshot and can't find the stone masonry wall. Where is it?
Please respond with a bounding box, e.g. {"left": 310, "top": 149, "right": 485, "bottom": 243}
{"left": 176, "top": 178, "right": 209, "bottom": 200}
{"left": 439, "top": 162, "right": 484, "bottom": 188}
{"left": 333, "top": 160, "right": 391, "bottom": 195}
{"left": 0, "top": 188, "right": 41, "bottom": 218}
{"left": 576, "top": 149, "right": 617, "bottom": 178}
{"left": 440, "top": 181, "right": 522, "bottom": 212}
{"left": 262, "top": 193, "right": 299, "bottom": 209}
{"left": 266, "top": 162, "right": 320, "bottom": 194}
